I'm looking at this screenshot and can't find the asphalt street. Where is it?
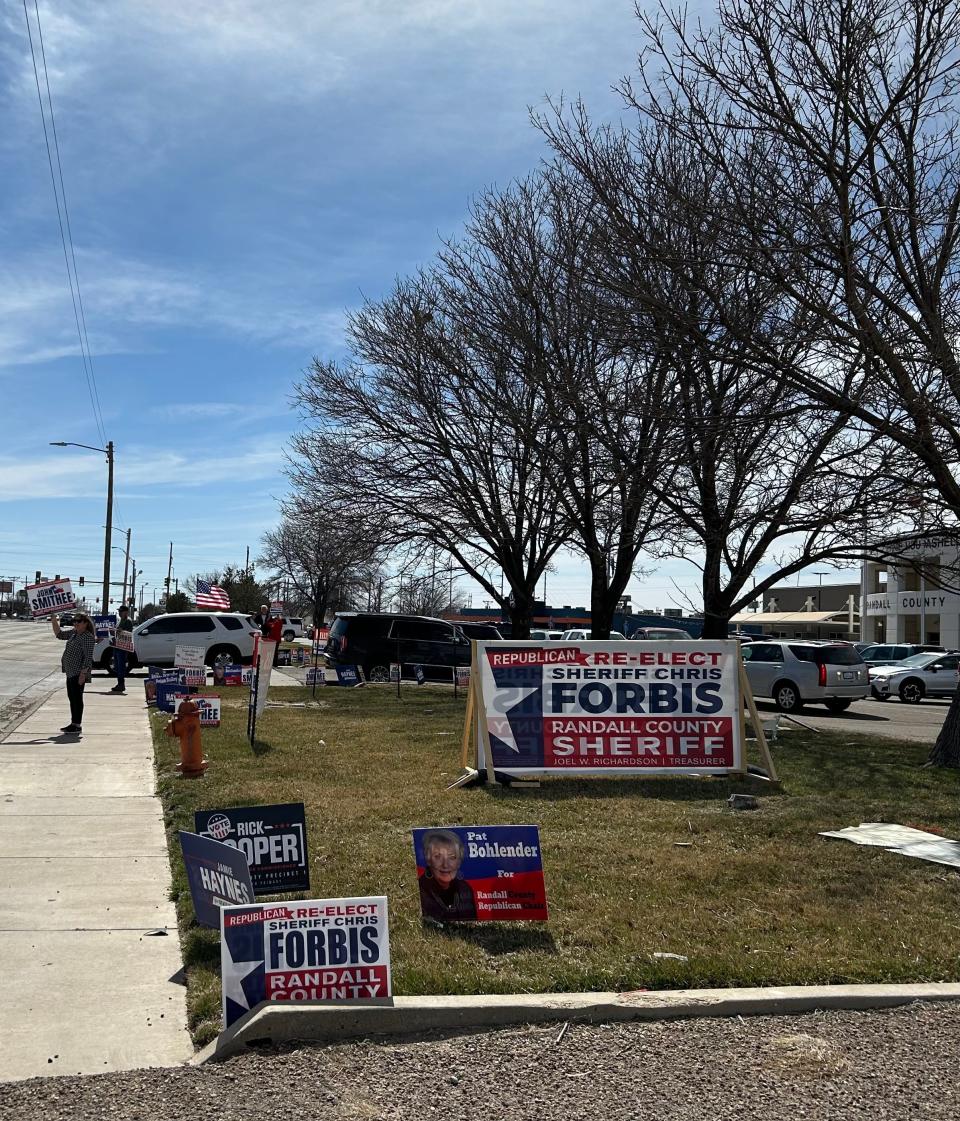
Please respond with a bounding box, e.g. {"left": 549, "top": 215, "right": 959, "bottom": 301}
{"left": 0, "top": 620, "right": 64, "bottom": 735}
{"left": 753, "top": 694, "right": 950, "bottom": 744}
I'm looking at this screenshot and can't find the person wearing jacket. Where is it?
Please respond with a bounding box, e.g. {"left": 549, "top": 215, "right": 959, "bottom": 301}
{"left": 51, "top": 612, "right": 96, "bottom": 735}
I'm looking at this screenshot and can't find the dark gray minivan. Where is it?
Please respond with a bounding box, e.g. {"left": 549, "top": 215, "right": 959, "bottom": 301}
{"left": 325, "top": 613, "right": 473, "bottom": 681}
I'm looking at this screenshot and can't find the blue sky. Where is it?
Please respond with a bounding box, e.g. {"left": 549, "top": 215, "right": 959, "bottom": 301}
{"left": 0, "top": 1, "right": 854, "bottom": 612}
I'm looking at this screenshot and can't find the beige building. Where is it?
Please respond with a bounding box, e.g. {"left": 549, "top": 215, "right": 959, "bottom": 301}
{"left": 861, "top": 535, "right": 959, "bottom": 647}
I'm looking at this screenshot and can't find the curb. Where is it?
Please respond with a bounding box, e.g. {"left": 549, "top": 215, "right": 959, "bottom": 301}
{"left": 194, "top": 982, "right": 960, "bottom": 1064}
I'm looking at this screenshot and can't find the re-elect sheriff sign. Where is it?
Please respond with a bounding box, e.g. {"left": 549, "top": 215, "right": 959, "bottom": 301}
{"left": 475, "top": 640, "right": 743, "bottom": 776}
{"left": 220, "top": 896, "right": 390, "bottom": 1029}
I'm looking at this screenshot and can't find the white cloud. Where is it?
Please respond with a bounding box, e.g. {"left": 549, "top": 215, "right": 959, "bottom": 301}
{"left": 0, "top": 443, "right": 282, "bottom": 499}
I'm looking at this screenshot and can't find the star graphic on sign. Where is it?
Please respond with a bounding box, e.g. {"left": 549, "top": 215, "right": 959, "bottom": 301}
{"left": 221, "top": 945, "right": 262, "bottom": 1014}
{"left": 488, "top": 685, "right": 540, "bottom": 754}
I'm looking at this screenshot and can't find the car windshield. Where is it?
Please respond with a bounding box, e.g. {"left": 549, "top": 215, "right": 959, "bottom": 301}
{"left": 898, "top": 653, "right": 941, "bottom": 668}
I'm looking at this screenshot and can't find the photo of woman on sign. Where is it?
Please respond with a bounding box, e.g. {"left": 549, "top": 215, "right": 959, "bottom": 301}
{"left": 418, "top": 830, "right": 477, "bottom": 923}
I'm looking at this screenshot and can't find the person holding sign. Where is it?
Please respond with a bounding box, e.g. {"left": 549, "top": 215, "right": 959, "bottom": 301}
{"left": 51, "top": 613, "right": 96, "bottom": 735}
{"left": 110, "top": 604, "right": 134, "bottom": 695}
{"left": 418, "top": 830, "right": 477, "bottom": 923}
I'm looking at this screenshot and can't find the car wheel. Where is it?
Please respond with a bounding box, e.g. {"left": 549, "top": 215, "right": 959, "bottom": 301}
{"left": 283, "top": 630, "right": 294, "bottom": 641}
{"left": 898, "top": 678, "right": 925, "bottom": 704}
{"left": 772, "top": 680, "right": 803, "bottom": 713}
{"left": 870, "top": 687, "right": 889, "bottom": 702}
{"left": 824, "top": 698, "right": 852, "bottom": 714}
{"left": 206, "top": 645, "right": 240, "bottom": 670}
{"left": 367, "top": 664, "right": 390, "bottom": 683}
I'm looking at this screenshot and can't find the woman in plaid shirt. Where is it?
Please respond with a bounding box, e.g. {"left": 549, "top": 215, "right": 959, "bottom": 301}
{"left": 51, "top": 612, "right": 96, "bottom": 735}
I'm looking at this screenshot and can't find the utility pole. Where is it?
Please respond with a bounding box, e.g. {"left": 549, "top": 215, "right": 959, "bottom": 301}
{"left": 102, "top": 441, "right": 114, "bottom": 613}
{"left": 165, "top": 542, "right": 173, "bottom": 609}
{"left": 245, "top": 545, "right": 250, "bottom": 575}
{"left": 121, "top": 527, "right": 131, "bottom": 605}
{"left": 130, "top": 557, "right": 137, "bottom": 611}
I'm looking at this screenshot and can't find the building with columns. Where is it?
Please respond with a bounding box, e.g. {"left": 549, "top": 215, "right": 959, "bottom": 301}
{"left": 861, "top": 534, "right": 960, "bottom": 648}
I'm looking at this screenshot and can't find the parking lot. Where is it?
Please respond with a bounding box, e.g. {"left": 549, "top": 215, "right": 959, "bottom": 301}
{"left": 754, "top": 694, "right": 951, "bottom": 744}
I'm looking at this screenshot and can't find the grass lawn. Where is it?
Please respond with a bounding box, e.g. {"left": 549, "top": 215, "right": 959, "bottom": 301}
{"left": 150, "top": 682, "right": 960, "bottom": 1046}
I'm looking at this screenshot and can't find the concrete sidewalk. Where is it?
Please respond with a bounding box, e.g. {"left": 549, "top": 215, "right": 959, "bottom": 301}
{"left": 0, "top": 673, "right": 192, "bottom": 1082}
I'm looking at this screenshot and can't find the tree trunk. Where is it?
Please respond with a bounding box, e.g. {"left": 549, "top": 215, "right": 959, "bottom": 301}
{"left": 508, "top": 588, "right": 536, "bottom": 639}
{"left": 928, "top": 687, "right": 960, "bottom": 768}
{"left": 583, "top": 560, "right": 614, "bottom": 641}
{"left": 700, "top": 547, "right": 731, "bottom": 640}
{"left": 700, "top": 611, "right": 731, "bottom": 640}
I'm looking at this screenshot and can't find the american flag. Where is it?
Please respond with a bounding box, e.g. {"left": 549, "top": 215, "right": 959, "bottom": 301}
{"left": 196, "top": 579, "right": 231, "bottom": 610}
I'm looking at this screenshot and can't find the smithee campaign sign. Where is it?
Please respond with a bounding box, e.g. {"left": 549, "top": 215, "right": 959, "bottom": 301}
{"left": 413, "top": 825, "right": 547, "bottom": 923}
{"left": 26, "top": 579, "right": 76, "bottom": 618}
{"left": 475, "top": 640, "right": 743, "bottom": 776}
{"left": 221, "top": 896, "right": 391, "bottom": 1029}
{"left": 175, "top": 694, "right": 221, "bottom": 726}
{"left": 179, "top": 830, "right": 255, "bottom": 928}
{"left": 195, "top": 803, "right": 309, "bottom": 893}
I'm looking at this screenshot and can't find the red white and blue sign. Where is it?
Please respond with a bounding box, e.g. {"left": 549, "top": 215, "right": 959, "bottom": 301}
{"left": 94, "top": 613, "right": 117, "bottom": 641}
{"left": 179, "top": 830, "right": 255, "bottom": 928}
{"left": 412, "top": 825, "right": 547, "bottom": 923}
{"left": 220, "top": 896, "right": 391, "bottom": 1029}
{"left": 474, "top": 640, "right": 743, "bottom": 776}
{"left": 195, "top": 803, "right": 309, "bottom": 894}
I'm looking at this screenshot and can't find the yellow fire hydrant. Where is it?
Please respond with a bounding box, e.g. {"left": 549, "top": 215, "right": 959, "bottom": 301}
{"left": 166, "top": 696, "right": 208, "bottom": 778}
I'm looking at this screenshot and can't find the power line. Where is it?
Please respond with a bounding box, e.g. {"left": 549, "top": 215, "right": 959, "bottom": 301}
{"left": 22, "top": 0, "right": 107, "bottom": 447}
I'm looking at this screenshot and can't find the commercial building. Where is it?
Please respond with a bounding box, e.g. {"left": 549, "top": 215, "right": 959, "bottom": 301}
{"left": 861, "top": 534, "right": 959, "bottom": 648}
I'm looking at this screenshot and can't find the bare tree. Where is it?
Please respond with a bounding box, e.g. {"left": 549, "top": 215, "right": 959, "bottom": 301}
{"left": 438, "top": 175, "right": 675, "bottom": 637}
{"left": 628, "top": 0, "right": 960, "bottom": 750}
{"left": 259, "top": 491, "right": 388, "bottom": 625}
{"left": 293, "top": 269, "right": 569, "bottom": 638}
{"left": 541, "top": 105, "right": 898, "bottom": 637}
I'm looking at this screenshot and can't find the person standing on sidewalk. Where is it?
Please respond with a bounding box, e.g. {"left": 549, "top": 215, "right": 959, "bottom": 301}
{"left": 51, "top": 612, "right": 96, "bottom": 735}
{"left": 110, "top": 604, "right": 134, "bottom": 695}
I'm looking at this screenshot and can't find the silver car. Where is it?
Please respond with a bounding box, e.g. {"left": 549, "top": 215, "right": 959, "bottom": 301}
{"left": 741, "top": 640, "right": 869, "bottom": 713}
{"left": 868, "top": 651, "right": 960, "bottom": 704}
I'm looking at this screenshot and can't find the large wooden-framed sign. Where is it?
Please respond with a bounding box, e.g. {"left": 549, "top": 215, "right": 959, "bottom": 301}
{"left": 471, "top": 640, "right": 752, "bottom": 780}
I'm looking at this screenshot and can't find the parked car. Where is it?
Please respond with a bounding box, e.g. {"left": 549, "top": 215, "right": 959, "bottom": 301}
{"left": 325, "top": 612, "right": 472, "bottom": 681}
{"left": 868, "top": 651, "right": 960, "bottom": 703}
{"left": 560, "top": 628, "right": 627, "bottom": 640}
{"left": 277, "top": 616, "right": 306, "bottom": 641}
{"left": 529, "top": 629, "right": 564, "bottom": 640}
{"left": 457, "top": 622, "right": 504, "bottom": 640}
{"left": 857, "top": 643, "right": 944, "bottom": 668}
{"left": 741, "top": 640, "right": 869, "bottom": 712}
{"left": 133, "top": 612, "right": 260, "bottom": 668}
{"left": 630, "top": 626, "right": 692, "bottom": 640}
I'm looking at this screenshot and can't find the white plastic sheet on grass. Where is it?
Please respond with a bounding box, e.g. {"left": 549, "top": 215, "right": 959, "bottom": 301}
{"left": 819, "top": 822, "right": 960, "bottom": 869}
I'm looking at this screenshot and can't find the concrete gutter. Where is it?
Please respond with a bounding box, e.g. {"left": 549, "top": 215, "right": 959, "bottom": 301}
{"left": 195, "top": 982, "right": 960, "bottom": 1064}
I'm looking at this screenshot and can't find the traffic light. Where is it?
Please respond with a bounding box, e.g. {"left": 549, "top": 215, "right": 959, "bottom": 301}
{"left": 55, "top": 574, "right": 60, "bottom": 581}
{"left": 35, "top": 570, "right": 41, "bottom": 583}
{"left": 79, "top": 576, "right": 84, "bottom": 586}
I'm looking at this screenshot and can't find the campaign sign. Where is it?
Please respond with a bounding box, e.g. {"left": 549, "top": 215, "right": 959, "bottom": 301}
{"left": 94, "top": 613, "right": 117, "bottom": 641}
{"left": 455, "top": 665, "right": 471, "bottom": 687}
{"left": 154, "top": 672, "right": 188, "bottom": 713}
{"left": 414, "top": 664, "right": 425, "bottom": 685}
{"left": 222, "top": 664, "right": 244, "bottom": 686}
{"left": 277, "top": 648, "right": 291, "bottom": 666}
{"left": 26, "top": 578, "right": 76, "bottom": 618}
{"left": 179, "top": 830, "right": 255, "bottom": 929}
{"left": 389, "top": 663, "right": 401, "bottom": 683}
{"left": 196, "top": 803, "right": 309, "bottom": 893}
{"left": 306, "top": 666, "right": 326, "bottom": 686}
{"left": 144, "top": 678, "right": 157, "bottom": 706}
{"left": 179, "top": 665, "right": 206, "bottom": 687}
{"left": 334, "top": 665, "right": 361, "bottom": 687}
{"left": 220, "top": 896, "right": 391, "bottom": 1029}
{"left": 475, "top": 640, "right": 743, "bottom": 776}
{"left": 175, "top": 693, "right": 221, "bottom": 727}
{"left": 113, "top": 627, "right": 135, "bottom": 653}
{"left": 174, "top": 644, "right": 206, "bottom": 668}
{"left": 413, "top": 825, "right": 547, "bottom": 923}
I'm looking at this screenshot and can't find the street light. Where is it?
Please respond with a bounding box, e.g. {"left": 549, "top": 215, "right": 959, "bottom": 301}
{"left": 813, "top": 570, "right": 828, "bottom": 612}
{"left": 51, "top": 440, "right": 114, "bottom": 612}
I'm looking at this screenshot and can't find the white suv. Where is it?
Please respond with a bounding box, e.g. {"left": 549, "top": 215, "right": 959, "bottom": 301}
{"left": 133, "top": 612, "right": 260, "bottom": 668}
{"left": 741, "top": 640, "right": 869, "bottom": 712}
{"left": 278, "top": 616, "right": 305, "bottom": 640}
